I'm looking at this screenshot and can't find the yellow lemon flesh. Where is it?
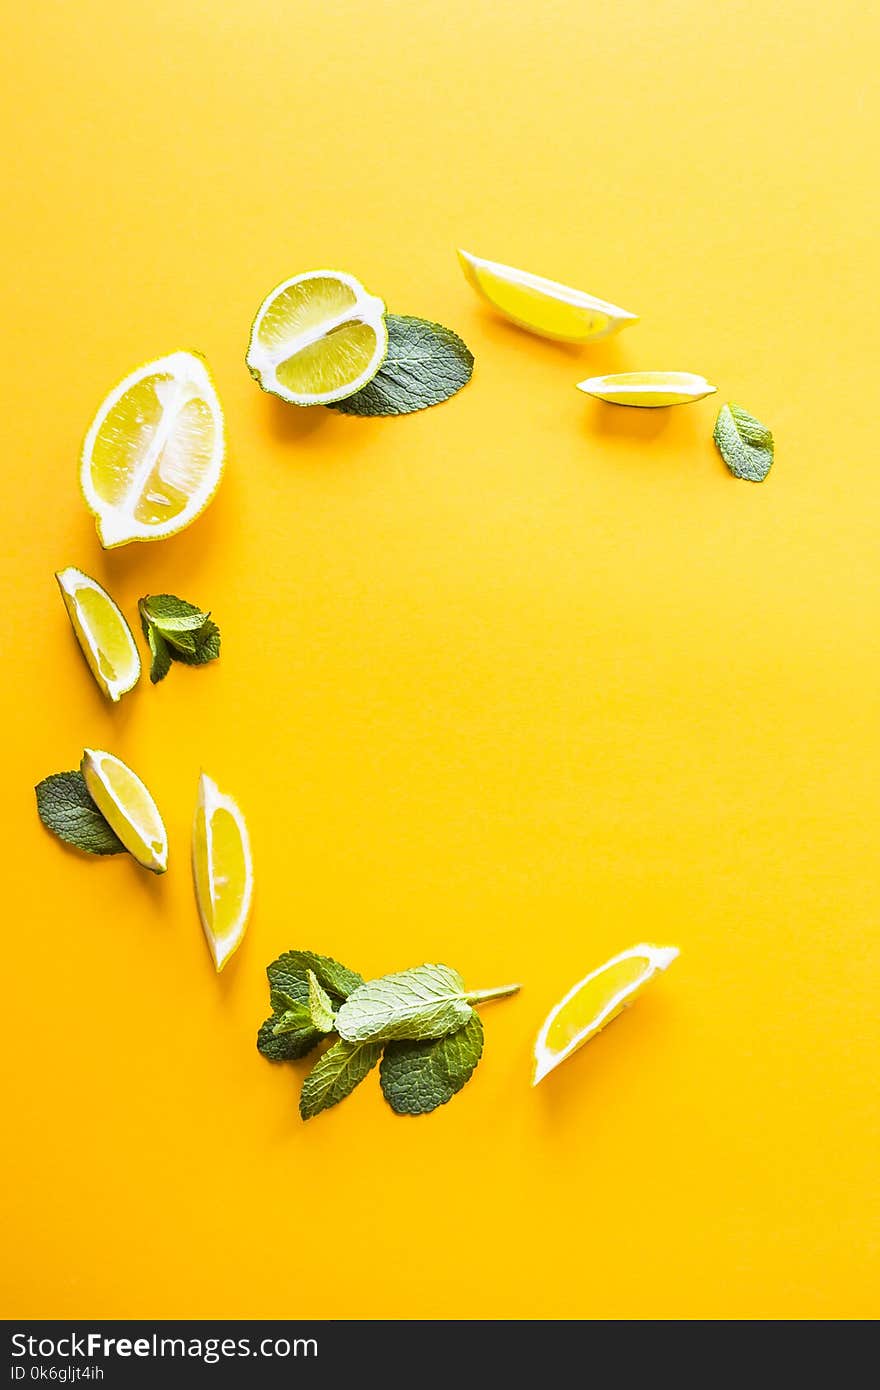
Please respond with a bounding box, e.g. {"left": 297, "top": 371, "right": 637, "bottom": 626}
{"left": 577, "top": 371, "right": 716, "bottom": 407}
{"left": 192, "top": 772, "right": 253, "bottom": 971}
{"left": 81, "top": 749, "right": 168, "bottom": 873}
{"left": 246, "top": 270, "right": 387, "bottom": 406}
{"left": 533, "top": 943, "right": 679, "bottom": 1084}
{"left": 458, "top": 248, "right": 638, "bottom": 342}
{"left": 56, "top": 567, "right": 140, "bottom": 702}
{"left": 80, "top": 351, "right": 225, "bottom": 548}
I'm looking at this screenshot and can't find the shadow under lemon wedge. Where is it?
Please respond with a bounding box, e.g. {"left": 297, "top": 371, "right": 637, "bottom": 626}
{"left": 56, "top": 566, "right": 140, "bottom": 702}
{"left": 245, "top": 269, "right": 387, "bottom": 406}
{"left": 80, "top": 749, "right": 168, "bottom": 874}
{"left": 533, "top": 943, "right": 679, "bottom": 1085}
{"left": 79, "top": 350, "right": 225, "bottom": 548}
{"left": 457, "top": 247, "right": 638, "bottom": 343}
{"left": 192, "top": 772, "right": 253, "bottom": 972}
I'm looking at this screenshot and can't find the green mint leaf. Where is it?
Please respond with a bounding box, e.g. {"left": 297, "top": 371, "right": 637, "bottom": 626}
{"left": 335, "top": 963, "right": 473, "bottom": 1043}
{"left": 272, "top": 1003, "right": 314, "bottom": 1036}
{"left": 258, "top": 973, "right": 323, "bottom": 1060}
{"left": 168, "top": 618, "right": 221, "bottom": 666}
{"left": 328, "top": 315, "right": 474, "bottom": 417}
{"left": 307, "top": 970, "right": 336, "bottom": 1033}
{"left": 267, "top": 950, "right": 363, "bottom": 1001}
{"left": 380, "top": 1014, "right": 484, "bottom": 1115}
{"left": 139, "top": 595, "right": 221, "bottom": 674}
{"left": 140, "top": 594, "right": 210, "bottom": 632}
{"left": 299, "top": 1039, "right": 383, "bottom": 1120}
{"left": 35, "top": 770, "right": 126, "bottom": 856}
{"left": 145, "top": 625, "right": 172, "bottom": 684}
{"left": 713, "top": 403, "right": 774, "bottom": 482}
{"left": 257, "top": 1014, "right": 323, "bottom": 1061}
{"left": 259, "top": 950, "right": 363, "bottom": 1062}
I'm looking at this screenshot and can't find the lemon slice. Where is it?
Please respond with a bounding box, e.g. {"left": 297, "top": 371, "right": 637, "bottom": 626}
{"left": 533, "top": 943, "right": 678, "bottom": 1084}
{"left": 80, "top": 351, "right": 225, "bottom": 548}
{"left": 81, "top": 749, "right": 168, "bottom": 873}
{"left": 192, "top": 772, "right": 253, "bottom": 971}
{"left": 577, "top": 371, "right": 716, "bottom": 407}
{"left": 246, "top": 270, "right": 388, "bottom": 406}
{"left": 458, "top": 248, "right": 637, "bottom": 343}
{"left": 56, "top": 567, "right": 140, "bottom": 702}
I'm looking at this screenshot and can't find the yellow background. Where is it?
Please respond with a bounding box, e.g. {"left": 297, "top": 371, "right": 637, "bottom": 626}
{"left": 2, "top": 0, "right": 878, "bottom": 1321}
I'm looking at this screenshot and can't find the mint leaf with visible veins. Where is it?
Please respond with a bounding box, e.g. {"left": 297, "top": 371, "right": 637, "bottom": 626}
{"left": 269, "top": 951, "right": 363, "bottom": 1001}
{"left": 328, "top": 315, "right": 474, "bottom": 417}
{"left": 258, "top": 950, "right": 363, "bottom": 1062}
{"left": 713, "top": 403, "right": 774, "bottom": 482}
{"left": 138, "top": 594, "right": 220, "bottom": 683}
{"left": 35, "top": 771, "right": 126, "bottom": 856}
{"left": 335, "top": 963, "right": 475, "bottom": 1043}
{"left": 380, "top": 1014, "right": 484, "bottom": 1115}
{"left": 300, "top": 1039, "right": 383, "bottom": 1120}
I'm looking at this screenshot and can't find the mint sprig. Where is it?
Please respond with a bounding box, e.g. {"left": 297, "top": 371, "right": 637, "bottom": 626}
{"left": 35, "top": 770, "right": 125, "bottom": 856}
{"left": 138, "top": 594, "right": 221, "bottom": 683}
{"left": 713, "top": 403, "right": 774, "bottom": 482}
{"left": 258, "top": 950, "right": 519, "bottom": 1119}
{"left": 328, "top": 314, "right": 474, "bottom": 416}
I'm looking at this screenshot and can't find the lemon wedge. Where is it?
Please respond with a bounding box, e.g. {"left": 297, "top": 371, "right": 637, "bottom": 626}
{"left": 80, "top": 351, "right": 225, "bottom": 548}
{"left": 81, "top": 749, "right": 168, "bottom": 873}
{"left": 246, "top": 270, "right": 388, "bottom": 406}
{"left": 56, "top": 567, "right": 140, "bottom": 702}
{"left": 577, "top": 371, "right": 716, "bottom": 407}
{"left": 192, "top": 772, "right": 253, "bottom": 971}
{"left": 458, "top": 248, "right": 637, "bottom": 342}
{"left": 533, "top": 943, "right": 678, "bottom": 1084}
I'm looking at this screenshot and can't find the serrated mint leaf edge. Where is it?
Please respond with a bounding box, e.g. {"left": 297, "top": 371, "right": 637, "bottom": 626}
{"left": 35, "top": 770, "right": 126, "bottom": 856}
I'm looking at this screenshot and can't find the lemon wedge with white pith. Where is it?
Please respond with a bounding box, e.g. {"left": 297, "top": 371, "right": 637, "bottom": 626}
{"left": 577, "top": 372, "right": 716, "bottom": 407}
{"left": 192, "top": 772, "right": 253, "bottom": 972}
{"left": 246, "top": 270, "right": 388, "bottom": 406}
{"left": 533, "top": 943, "right": 678, "bottom": 1085}
{"left": 80, "top": 351, "right": 225, "bottom": 548}
{"left": 56, "top": 567, "right": 140, "bottom": 702}
{"left": 458, "top": 248, "right": 637, "bottom": 343}
{"left": 81, "top": 749, "right": 168, "bottom": 874}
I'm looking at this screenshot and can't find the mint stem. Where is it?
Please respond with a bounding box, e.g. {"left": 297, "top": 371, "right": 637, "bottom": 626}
{"left": 467, "top": 983, "right": 522, "bottom": 1006}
